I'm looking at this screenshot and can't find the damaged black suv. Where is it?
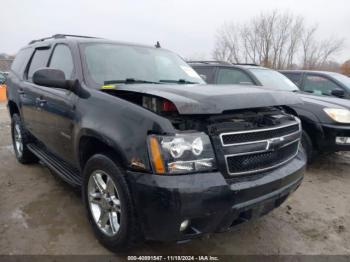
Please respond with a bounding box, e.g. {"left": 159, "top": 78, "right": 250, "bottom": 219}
{"left": 6, "top": 34, "right": 306, "bottom": 251}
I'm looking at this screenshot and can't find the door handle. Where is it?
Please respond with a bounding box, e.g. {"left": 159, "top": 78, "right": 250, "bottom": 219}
{"left": 18, "top": 89, "right": 25, "bottom": 95}
{"left": 36, "top": 98, "right": 47, "bottom": 107}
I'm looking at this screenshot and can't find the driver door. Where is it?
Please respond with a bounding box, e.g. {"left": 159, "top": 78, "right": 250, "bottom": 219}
{"left": 34, "top": 44, "right": 77, "bottom": 164}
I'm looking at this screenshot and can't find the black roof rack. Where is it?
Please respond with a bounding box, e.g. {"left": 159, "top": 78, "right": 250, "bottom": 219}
{"left": 29, "top": 34, "right": 101, "bottom": 45}
{"left": 187, "top": 60, "right": 231, "bottom": 65}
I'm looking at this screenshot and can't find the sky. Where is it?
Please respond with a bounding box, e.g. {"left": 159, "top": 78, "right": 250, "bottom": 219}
{"left": 1, "top": 0, "right": 350, "bottom": 63}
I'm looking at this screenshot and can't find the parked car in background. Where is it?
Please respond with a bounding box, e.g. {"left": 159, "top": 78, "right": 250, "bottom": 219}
{"left": 6, "top": 35, "right": 306, "bottom": 251}
{"left": 0, "top": 71, "right": 6, "bottom": 84}
{"left": 190, "top": 61, "right": 350, "bottom": 161}
{"left": 280, "top": 70, "right": 350, "bottom": 100}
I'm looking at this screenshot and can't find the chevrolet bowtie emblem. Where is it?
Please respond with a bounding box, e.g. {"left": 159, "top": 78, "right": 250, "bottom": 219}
{"left": 266, "top": 137, "right": 285, "bottom": 151}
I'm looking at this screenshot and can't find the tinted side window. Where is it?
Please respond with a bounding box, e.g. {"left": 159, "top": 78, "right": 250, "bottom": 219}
{"left": 283, "top": 73, "right": 302, "bottom": 86}
{"left": 11, "top": 48, "right": 33, "bottom": 76}
{"left": 192, "top": 67, "right": 215, "bottom": 83}
{"left": 304, "top": 75, "right": 341, "bottom": 96}
{"left": 49, "top": 45, "right": 74, "bottom": 79}
{"left": 27, "top": 49, "right": 51, "bottom": 81}
{"left": 217, "top": 68, "right": 254, "bottom": 85}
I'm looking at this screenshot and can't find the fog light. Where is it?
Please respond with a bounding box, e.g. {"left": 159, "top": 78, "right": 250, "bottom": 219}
{"left": 336, "top": 137, "right": 350, "bottom": 145}
{"left": 180, "top": 219, "right": 190, "bottom": 232}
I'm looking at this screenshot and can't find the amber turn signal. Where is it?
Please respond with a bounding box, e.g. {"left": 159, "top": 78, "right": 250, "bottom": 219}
{"left": 149, "top": 136, "right": 166, "bottom": 174}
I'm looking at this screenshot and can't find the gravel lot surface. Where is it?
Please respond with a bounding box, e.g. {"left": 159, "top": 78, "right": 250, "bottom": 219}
{"left": 0, "top": 102, "right": 349, "bottom": 255}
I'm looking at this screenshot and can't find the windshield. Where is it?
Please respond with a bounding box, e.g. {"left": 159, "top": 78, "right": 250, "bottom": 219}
{"left": 81, "top": 43, "right": 205, "bottom": 86}
{"left": 329, "top": 72, "right": 350, "bottom": 90}
{"left": 249, "top": 68, "right": 299, "bottom": 92}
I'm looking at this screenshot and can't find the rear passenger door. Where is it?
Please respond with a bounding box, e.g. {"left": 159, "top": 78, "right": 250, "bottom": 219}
{"left": 34, "top": 44, "right": 77, "bottom": 163}
{"left": 216, "top": 68, "right": 255, "bottom": 85}
{"left": 8, "top": 48, "right": 33, "bottom": 128}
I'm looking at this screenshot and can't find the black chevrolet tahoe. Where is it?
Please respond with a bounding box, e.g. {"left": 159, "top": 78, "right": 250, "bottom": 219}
{"left": 6, "top": 35, "right": 306, "bottom": 251}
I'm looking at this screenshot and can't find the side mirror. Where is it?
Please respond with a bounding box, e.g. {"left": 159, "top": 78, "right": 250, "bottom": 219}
{"left": 331, "top": 89, "right": 345, "bottom": 98}
{"left": 33, "top": 68, "right": 73, "bottom": 90}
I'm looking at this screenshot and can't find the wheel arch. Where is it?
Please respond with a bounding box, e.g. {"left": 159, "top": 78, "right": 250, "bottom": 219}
{"left": 299, "top": 116, "right": 324, "bottom": 151}
{"left": 78, "top": 133, "right": 128, "bottom": 171}
{"left": 282, "top": 105, "right": 299, "bottom": 117}
{"left": 8, "top": 100, "right": 20, "bottom": 117}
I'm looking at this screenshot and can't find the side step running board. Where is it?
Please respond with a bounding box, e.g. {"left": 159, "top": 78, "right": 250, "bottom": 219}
{"left": 27, "top": 144, "right": 82, "bottom": 187}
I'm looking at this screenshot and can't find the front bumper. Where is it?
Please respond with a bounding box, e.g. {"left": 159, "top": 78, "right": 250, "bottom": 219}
{"left": 318, "top": 123, "right": 350, "bottom": 152}
{"left": 126, "top": 150, "right": 306, "bottom": 242}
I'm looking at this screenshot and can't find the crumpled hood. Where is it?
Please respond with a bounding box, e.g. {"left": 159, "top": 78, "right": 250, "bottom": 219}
{"left": 114, "top": 84, "right": 302, "bottom": 114}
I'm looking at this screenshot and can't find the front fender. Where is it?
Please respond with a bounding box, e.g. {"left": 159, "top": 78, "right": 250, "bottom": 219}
{"left": 73, "top": 89, "right": 176, "bottom": 172}
{"left": 292, "top": 106, "right": 325, "bottom": 148}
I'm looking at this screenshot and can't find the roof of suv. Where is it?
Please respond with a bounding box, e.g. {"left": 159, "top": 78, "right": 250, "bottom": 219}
{"left": 26, "top": 34, "right": 156, "bottom": 49}
{"left": 280, "top": 69, "right": 340, "bottom": 76}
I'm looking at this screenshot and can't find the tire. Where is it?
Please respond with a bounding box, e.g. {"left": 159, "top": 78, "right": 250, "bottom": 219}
{"left": 82, "top": 153, "right": 141, "bottom": 252}
{"left": 301, "top": 130, "right": 314, "bottom": 163}
{"left": 11, "top": 114, "right": 38, "bottom": 164}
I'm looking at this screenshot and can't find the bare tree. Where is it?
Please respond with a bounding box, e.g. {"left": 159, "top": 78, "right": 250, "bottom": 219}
{"left": 271, "top": 12, "right": 292, "bottom": 68}
{"left": 259, "top": 10, "right": 278, "bottom": 67}
{"left": 212, "top": 23, "right": 241, "bottom": 63}
{"left": 241, "top": 23, "right": 261, "bottom": 64}
{"left": 341, "top": 60, "right": 350, "bottom": 76}
{"left": 212, "top": 10, "right": 344, "bottom": 70}
{"left": 301, "top": 26, "right": 344, "bottom": 69}
{"left": 301, "top": 26, "right": 317, "bottom": 69}
{"left": 286, "top": 16, "right": 304, "bottom": 68}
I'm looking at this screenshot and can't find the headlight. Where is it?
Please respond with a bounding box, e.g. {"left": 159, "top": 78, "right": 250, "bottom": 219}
{"left": 148, "top": 132, "right": 216, "bottom": 174}
{"left": 324, "top": 108, "right": 350, "bottom": 123}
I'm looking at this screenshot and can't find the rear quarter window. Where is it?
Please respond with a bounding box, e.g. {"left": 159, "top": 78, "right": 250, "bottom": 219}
{"left": 11, "top": 48, "right": 33, "bottom": 77}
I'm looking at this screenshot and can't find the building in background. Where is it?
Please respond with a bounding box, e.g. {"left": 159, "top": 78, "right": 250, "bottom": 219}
{"left": 0, "top": 59, "right": 13, "bottom": 73}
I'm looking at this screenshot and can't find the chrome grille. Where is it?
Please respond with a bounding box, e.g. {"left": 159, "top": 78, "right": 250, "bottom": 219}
{"left": 219, "top": 118, "right": 301, "bottom": 176}
{"left": 226, "top": 141, "right": 299, "bottom": 175}
{"left": 220, "top": 122, "right": 300, "bottom": 146}
{"left": 221, "top": 123, "right": 300, "bottom": 146}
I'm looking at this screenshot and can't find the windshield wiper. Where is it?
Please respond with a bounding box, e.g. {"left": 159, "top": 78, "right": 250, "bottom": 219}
{"left": 104, "top": 78, "right": 160, "bottom": 85}
{"left": 159, "top": 79, "right": 199, "bottom": 84}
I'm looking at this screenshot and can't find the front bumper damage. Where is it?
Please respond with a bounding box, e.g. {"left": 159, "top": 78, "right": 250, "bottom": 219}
{"left": 126, "top": 149, "right": 306, "bottom": 242}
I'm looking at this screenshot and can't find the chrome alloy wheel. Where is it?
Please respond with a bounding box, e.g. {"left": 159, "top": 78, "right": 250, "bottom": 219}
{"left": 14, "top": 123, "right": 23, "bottom": 157}
{"left": 88, "top": 170, "right": 121, "bottom": 236}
